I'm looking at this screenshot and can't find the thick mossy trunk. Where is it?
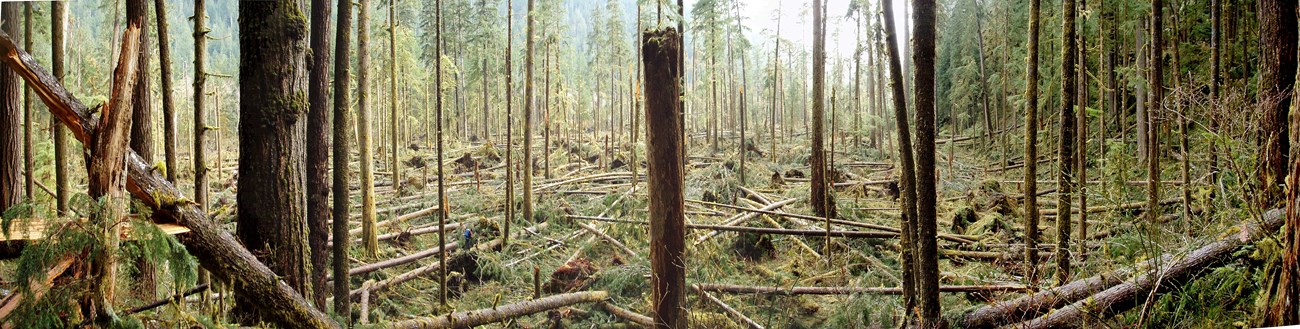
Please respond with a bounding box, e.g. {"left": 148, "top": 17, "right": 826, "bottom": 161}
{"left": 236, "top": 0, "right": 314, "bottom": 323}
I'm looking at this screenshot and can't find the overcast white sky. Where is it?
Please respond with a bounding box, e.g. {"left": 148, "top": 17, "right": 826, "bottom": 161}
{"left": 679, "top": 0, "right": 911, "bottom": 60}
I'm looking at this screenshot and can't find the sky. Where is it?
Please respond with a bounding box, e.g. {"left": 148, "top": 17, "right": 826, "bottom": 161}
{"left": 680, "top": 0, "right": 912, "bottom": 60}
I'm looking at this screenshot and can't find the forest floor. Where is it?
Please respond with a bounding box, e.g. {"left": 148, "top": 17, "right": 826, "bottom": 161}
{"left": 116, "top": 128, "right": 1279, "bottom": 328}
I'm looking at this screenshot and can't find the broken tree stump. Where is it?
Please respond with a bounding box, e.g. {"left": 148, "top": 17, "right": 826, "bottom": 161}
{"left": 642, "top": 27, "right": 686, "bottom": 329}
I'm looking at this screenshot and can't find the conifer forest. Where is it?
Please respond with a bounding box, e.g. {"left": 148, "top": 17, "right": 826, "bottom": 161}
{"left": 1, "top": 0, "right": 1299, "bottom": 327}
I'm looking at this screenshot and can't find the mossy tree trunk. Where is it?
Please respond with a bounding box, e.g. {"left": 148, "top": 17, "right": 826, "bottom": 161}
{"left": 1257, "top": 0, "right": 1296, "bottom": 209}
{"left": 359, "top": 0, "right": 379, "bottom": 259}
{"left": 1056, "top": 0, "right": 1078, "bottom": 284}
{"left": 878, "top": 0, "right": 918, "bottom": 315}
{"left": 911, "top": 0, "right": 941, "bottom": 325}
{"left": 235, "top": 0, "right": 313, "bottom": 323}
{"left": 331, "top": 0, "right": 354, "bottom": 318}
{"left": 1021, "top": 0, "right": 1042, "bottom": 283}
{"left": 306, "top": 0, "right": 333, "bottom": 310}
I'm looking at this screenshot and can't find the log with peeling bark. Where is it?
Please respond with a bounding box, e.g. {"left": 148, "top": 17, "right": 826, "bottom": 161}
{"left": 1011, "top": 209, "right": 1284, "bottom": 328}
{"left": 0, "top": 30, "right": 338, "bottom": 329}
{"left": 384, "top": 290, "right": 609, "bottom": 329}
{"left": 696, "top": 283, "right": 1028, "bottom": 295}
{"left": 961, "top": 209, "right": 1284, "bottom": 328}
{"left": 0, "top": 253, "right": 76, "bottom": 326}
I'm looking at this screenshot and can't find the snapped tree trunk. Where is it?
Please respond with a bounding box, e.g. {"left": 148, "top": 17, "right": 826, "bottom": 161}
{"left": 642, "top": 28, "right": 686, "bottom": 329}
{"left": 0, "top": 22, "right": 340, "bottom": 329}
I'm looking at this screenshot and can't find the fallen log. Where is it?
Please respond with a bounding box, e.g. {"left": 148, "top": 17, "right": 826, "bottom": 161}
{"left": 692, "top": 284, "right": 764, "bottom": 329}
{"left": 687, "top": 199, "right": 975, "bottom": 244}
{"left": 694, "top": 198, "right": 798, "bottom": 244}
{"left": 0, "top": 30, "right": 337, "bottom": 328}
{"left": 598, "top": 301, "right": 653, "bottom": 327}
{"left": 570, "top": 215, "right": 897, "bottom": 239}
{"left": 351, "top": 222, "right": 550, "bottom": 299}
{"left": 122, "top": 283, "right": 211, "bottom": 316}
{"left": 960, "top": 209, "right": 1284, "bottom": 329}
{"left": 385, "top": 290, "right": 609, "bottom": 329}
{"left": 1010, "top": 209, "right": 1284, "bottom": 329}
{"left": 695, "top": 283, "right": 1028, "bottom": 296}
{"left": 1040, "top": 197, "right": 1183, "bottom": 216}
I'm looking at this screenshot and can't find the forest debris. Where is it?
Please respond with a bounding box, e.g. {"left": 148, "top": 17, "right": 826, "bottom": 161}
{"left": 0, "top": 254, "right": 77, "bottom": 322}
{"left": 730, "top": 232, "right": 775, "bottom": 261}
{"left": 598, "top": 301, "right": 654, "bottom": 327}
{"left": 0, "top": 31, "right": 336, "bottom": 328}
{"left": 1006, "top": 209, "right": 1285, "bottom": 329}
{"left": 547, "top": 258, "right": 598, "bottom": 293}
{"left": 961, "top": 209, "right": 1285, "bottom": 328}
{"left": 384, "top": 291, "right": 609, "bottom": 329}
{"left": 784, "top": 168, "right": 805, "bottom": 179}
{"left": 692, "top": 285, "right": 765, "bottom": 329}
{"left": 694, "top": 283, "right": 1029, "bottom": 295}
{"left": 694, "top": 198, "right": 798, "bottom": 244}
{"left": 453, "top": 153, "right": 479, "bottom": 173}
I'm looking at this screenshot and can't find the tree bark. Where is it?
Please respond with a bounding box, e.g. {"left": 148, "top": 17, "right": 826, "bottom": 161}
{"left": 85, "top": 8, "right": 142, "bottom": 320}
{"left": 51, "top": 1, "right": 69, "bottom": 215}
{"left": 1022, "top": 0, "right": 1042, "bottom": 283}
{"left": 0, "top": 29, "right": 338, "bottom": 329}
{"left": 810, "top": 0, "right": 833, "bottom": 220}
{"left": 20, "top": 3, "right": 31, "bottom": 205}
{"left": 1257, "top": 0, "right": 1297, "bottom": 208}
{"left": 912, "top": 0, "right": 941, "bottom": 324}
{"left": 0, "top": 4, "right": 20, "bottom": 212}
{"left": 235, "top": 0, "right": 314, "bottom": 323}
{"left": 1057, "top": 0, "right": 1078, "bottom": 284}
{"left": 306, "top": 0, "right": 333, "bottom": 310}
{"left": 504, "top": 0, "right": 514, "bottom": 247}
{"left": 359, "top": 0, "right": 379, "bottom": 258}
{"left": 879, "top": 0, "right": 920, "bottom": 313}
{"left": 126, "top": 0, "right": 158, "bottom": 303}
{"left": 434, "top": 0, "right": 449, "bottom": 309}
{"left": 643, "top": 28, "right": 686, "bottom": 329}
{"left": 524, "top": 0, "right": 535, "bottom": 224}
{"left": 331, "top": 0, "right": 354, "bottom": 319}
{"left": 154, "top": 0, "right": 177, "bottom": 182}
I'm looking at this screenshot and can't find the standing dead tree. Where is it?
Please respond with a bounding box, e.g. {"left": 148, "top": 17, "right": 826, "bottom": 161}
{"left": 643, "top": 28, "right": 686, "bottom": 329}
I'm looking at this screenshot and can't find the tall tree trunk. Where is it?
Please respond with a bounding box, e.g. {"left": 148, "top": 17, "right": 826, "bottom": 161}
{"left": 52, "top": 0, "right": 70, "bottom": 215}
{"left": 434, "top": 0, "right": 449, "bottom": 308}
{"left": 331, "top": 0, "right": 354, "bottom": 319}
{"left": 524, "top": 0, "right": 535, "bottom": 224}
{"left": 235, "top": 1, "right": 313, "bottom": 323}
{"left": 154, "top": 0, "right": 177, "bottom": 183}
{"left": 359, "top": 0, "right": 378, "bottom": 258}
{"left": 810, "top": 0, "right": 833, "bottom": 220}
{"left": 643, "top": 28, "right": 686, "bottom": 329}
{"left": 1264, "top": 0, "right": 1300, "bottom": 322}
{"left": 1145, "top": 0, "right": 1164, "bottom": 244}
{"left": 912, "top": 0, "right": 941, "bottom": 325}
{"left": 389, "top": 0, "right": 401, "bottom": 199}
{"left": 20, "top": 3, "right": 32, "bottom": 204}
{"left": 1057, "top": 0, "right": 1078, "bottom": 284}
{"left": 1077, "top": 0, "right": 1090, "bottom": 260}
{"left": 734, "top": 0, "right": 747, "bottom": 187}
{"left": 770, "top": 8, "right": 780, "bottom": 162}
{"left": 1257, "top": 0, "right": 1296, "bottom": 208}
{"left": 974, "top": 2, "right": 993, "bottom": 149}
{"left": 1022, "top": 0, "right": 1042, "bottom": 283}
{"left": 0, "top": 4, "right": 20, "bottom": 212}
{"left": 1208, "top": 0, "right": 1220, "bottom": 198}
{"left": 504, "top": 0, "right": 514, "bottom": 247}
{"left": 879, "top": 4, "right": 919, "bottom": 313}
{"left": 306, "top": 0, "right": 333, "bottom": 310}
{"left": 191, "top": 0, "right": 212, "bottom": 300}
